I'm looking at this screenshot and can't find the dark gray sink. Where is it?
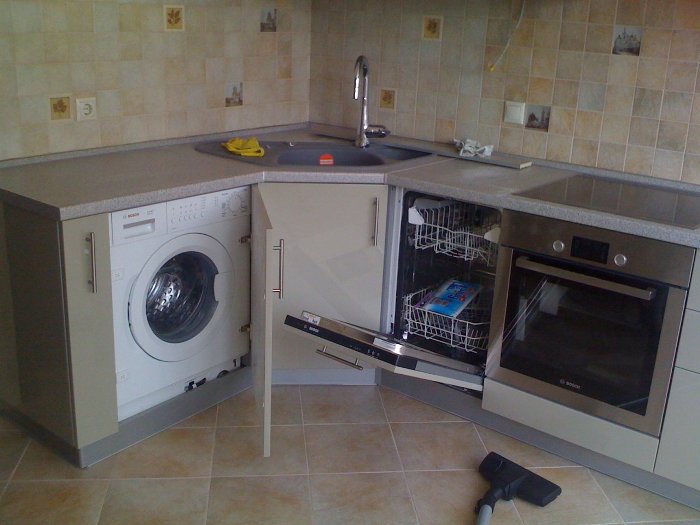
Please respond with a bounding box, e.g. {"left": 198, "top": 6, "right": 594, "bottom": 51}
{"left": 195, "top": 140, "right": 432, "bottom": 167}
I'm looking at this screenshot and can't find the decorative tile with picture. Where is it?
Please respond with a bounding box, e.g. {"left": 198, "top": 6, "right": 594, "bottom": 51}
{"left": 164, "top": 5, "right": 185, "bottom": 31}
{"left": 525, "top": 104, "right": 550, "bottom": 132}
{"left": 612, "top": 26, "right": 642, "bottom": 56}
{"left": 260, "top": 8, "right": 277, "bottom": 32}
{"left": 422, "top": 16, "right": 442, "bottom": 41}
{"left": 225, "top": 82, "right": 243, "bottom": 107}
{"left": 380, "top": 89, "right": 396, "bottom": 111}
{"left": 50, "top": 96, "right": 71, "bottom": 120}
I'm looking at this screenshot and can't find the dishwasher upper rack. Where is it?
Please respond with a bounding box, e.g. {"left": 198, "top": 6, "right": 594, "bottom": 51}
{"left": 412, "top": 201, "right": 498, "bottom": 265}
{"left": 402, "top": 285, "right": 492, "bottom": 353}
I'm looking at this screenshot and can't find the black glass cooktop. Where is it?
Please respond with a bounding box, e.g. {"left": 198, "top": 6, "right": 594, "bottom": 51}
{"left": 517, "top": 174, "right": 700, "bottom": 229}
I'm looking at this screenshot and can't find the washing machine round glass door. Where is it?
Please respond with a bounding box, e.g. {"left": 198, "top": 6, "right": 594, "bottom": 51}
{"left": 128, "top": 233, "right": 235, "bottom": 361}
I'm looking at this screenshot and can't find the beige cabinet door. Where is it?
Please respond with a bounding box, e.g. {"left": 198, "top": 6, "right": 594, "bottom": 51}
{"left": 655, "top": 367, "right": 700, "bottom": 490}
{"left": 257, "top": 183, "right": 387, "bottom": 371}
{"left": 251, "top": 186, "right": 272, "bottom": 457}
{"left": 61, "top": 214, "right": 118, "bottom": 447}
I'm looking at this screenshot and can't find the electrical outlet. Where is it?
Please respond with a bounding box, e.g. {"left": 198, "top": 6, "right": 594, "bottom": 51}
{"left": 76, "top": 97, "right": 97, "bottom": 121}
{"left": 504, "top": 101, "right": 526, "bottom": 125}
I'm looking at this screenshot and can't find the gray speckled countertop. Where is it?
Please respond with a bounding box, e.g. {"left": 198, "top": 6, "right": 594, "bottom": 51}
{"left": 2, "top": 124, "right": 700, "bottom": 248}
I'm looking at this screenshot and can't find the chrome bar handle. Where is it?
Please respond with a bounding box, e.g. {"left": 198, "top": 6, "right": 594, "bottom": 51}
{"left": 272, "top": 238, "right": 285, "bottom": 299}
{"left": 316, "top": 346, "right": 364, "bottom": 370}
{"left": 515, "top": 256, "right": 656, "bottom": 301}
{"left": 372, "top": 197, "right": 379, "bottom": 247}
{"left": 85, "top": 232, "right": 97, "bottom": 294}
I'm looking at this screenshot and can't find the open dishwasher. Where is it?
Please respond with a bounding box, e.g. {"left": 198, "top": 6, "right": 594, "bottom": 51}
{"left": 284, "top": 190, "right": 500, "bottom": 393}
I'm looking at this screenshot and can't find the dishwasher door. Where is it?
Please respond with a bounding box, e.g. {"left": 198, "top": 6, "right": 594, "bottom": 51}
{"left": 284, "top": 312, "right": 484, "bottom": 391}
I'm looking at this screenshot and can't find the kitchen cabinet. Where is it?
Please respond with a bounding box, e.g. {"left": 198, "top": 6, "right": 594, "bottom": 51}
{"left": 254, "top": 182, "right": 387, "bottom": 371}
{"left": 1, "top": 204, "right": 117, "bottom": 448}
{"left": 251, "top": 183, "right": 387, "bottom": 455}
{"left": 655, "top": 367, "right": 700, "bottom": 490}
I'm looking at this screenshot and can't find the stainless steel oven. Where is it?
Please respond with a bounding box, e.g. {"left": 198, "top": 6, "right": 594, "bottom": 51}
{"left": 488, "top": 210, "right": 695, "bottom": 437}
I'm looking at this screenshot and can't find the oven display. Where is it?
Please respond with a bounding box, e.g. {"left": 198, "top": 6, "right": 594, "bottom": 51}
{"left": 570, "top": 236, "right": 609, "bottom": 264}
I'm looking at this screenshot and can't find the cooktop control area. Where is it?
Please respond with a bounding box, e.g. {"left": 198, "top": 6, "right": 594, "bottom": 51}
{"left": 517, "top": 174, "right": 700, "bottom": 229}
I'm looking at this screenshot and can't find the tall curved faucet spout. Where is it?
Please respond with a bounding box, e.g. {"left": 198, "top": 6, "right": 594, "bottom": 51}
{"left": 353, "top": 56, "right": 389, "bottom": 148}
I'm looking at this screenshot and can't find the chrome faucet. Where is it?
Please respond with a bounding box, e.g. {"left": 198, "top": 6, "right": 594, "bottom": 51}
{"left": 353, "top": 55, "right": 389, "bottom": 148}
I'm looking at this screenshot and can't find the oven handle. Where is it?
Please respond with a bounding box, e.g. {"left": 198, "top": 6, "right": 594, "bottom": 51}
{"left": 515, "top": 257, "right": 656, "bottom": 301}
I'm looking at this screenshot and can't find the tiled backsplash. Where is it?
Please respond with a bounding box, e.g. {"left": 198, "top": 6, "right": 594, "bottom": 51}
{"left": 310, "top": 0, "right": 700, "bottom": 184}
{"left": 0, "top": 0, "right": 311, "bottom": 160}
{"left": 3, "top": 0, "right": 700, "bottom": 187}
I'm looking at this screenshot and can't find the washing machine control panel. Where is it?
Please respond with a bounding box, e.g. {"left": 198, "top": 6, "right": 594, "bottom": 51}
{"left": 167, "top": 186, "right": 250, "bottom": 232}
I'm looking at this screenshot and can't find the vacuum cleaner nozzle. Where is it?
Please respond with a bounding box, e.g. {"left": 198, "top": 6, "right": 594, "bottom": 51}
{"left": 475, "top": 452, "right": 562, "bottom": 524}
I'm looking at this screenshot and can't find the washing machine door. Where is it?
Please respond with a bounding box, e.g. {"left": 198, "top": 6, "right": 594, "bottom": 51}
{"left": 128, "top": 233, "right": 235, "bottom": 362}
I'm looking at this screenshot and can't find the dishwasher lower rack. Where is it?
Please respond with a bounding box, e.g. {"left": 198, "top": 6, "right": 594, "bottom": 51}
{"left": 402, "top": 286, "right": 491, "bottom": 353}
{"left": 413, "top": 201, "right": 498, "bottom": 265}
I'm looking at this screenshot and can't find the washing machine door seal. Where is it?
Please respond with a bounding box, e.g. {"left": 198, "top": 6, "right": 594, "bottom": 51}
{"left": 128, "top": 233, "right": 235, "bottom": 362}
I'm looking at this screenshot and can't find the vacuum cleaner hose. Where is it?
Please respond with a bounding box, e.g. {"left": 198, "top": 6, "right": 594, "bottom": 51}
{"left": 476, "top": 504, "right": 493, "bottom": 525}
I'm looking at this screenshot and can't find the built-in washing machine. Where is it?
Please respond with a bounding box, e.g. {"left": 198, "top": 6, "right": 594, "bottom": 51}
{"left": 110, "top": 187, "right": 250, "bottom": 421}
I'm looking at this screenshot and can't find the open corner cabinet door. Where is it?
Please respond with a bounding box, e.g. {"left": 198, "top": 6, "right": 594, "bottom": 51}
{"left": 251, "top": 186, "right": 272, "bottom": 457}
{"left": 283, "top": 312, "right": 484, "bottom": 392}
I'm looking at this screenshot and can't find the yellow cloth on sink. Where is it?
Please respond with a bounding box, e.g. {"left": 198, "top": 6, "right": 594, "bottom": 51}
{"left": 221, "top": 137, "right": 265, "bottom": 157}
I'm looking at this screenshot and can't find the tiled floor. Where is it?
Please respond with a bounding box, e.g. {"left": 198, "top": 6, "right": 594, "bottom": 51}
{"left": 1, "top": 385, "right": 699, "bottom": 525}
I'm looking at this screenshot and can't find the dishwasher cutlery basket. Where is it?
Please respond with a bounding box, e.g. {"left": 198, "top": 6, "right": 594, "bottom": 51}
{"left": 413, "top": 201, "right": 498, "bottom": 265}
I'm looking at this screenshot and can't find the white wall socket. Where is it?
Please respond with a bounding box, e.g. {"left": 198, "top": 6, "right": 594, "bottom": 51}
{"left": 76, "top": 97, "right": 97, "bottom": 121}
{"left": 504, "top": 101, "right": 526, "bottom": 125}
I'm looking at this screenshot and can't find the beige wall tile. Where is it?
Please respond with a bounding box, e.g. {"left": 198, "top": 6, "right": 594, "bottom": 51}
{"left": 504, "top": 76, "right": 529, "bottom": 101}
{"left": 652, "top": 148, "right": 684, "bottom": 179}
{"left": 532, "top": 47, "right": 558, "bottom": 77}
{"left": 640, "top": 28, "right": 673, "bottom": 58}
{"left": 585, "top": 24, "right": 613, "bottom": 53}
{"left": 674, "top": 0, "right": 700, "bottom": 30}
{"left": 560, "top": 22, "right": 587, "bottom": 51}
{"left": 661, "top": 91, "right": 693, "bottom": 121}
{"left": 625, "top": 145, "right": 656, "bottom": 174}
{"left": 564, "top": 0, "right": 591, "bottom": 22}
{"left": 546, "top": 133, "right": 573, "bottom": 161}
{"left": 682, "top": 154, "right": 700, "bottom": 183}
{"left": 687, "top": 123, "right": 700, "bottom": 153}
{"left": 637, "top": 58, "right": 668, "bottom": 89}
{"left": 571, "top": 138, "right": 600, "bottom": 166}
{"left": 669, "top": 29, "right": 700, "bottom": 61}
{"left": 523, "top": 128, "right": 548, "bottom": 157}
{"left": 645, "top": 0, "right": 676, "bottom": 28}
{"left": 589, "top": 0, "right": 617, "bottom": 24}
{"left": 528, "top": 77, "right": 554, "bottom": 104}
{"left": 604, "top": 84, "right": 635, "bottom": 115}
{"left": 601, "top": 113, "right": 631, "bottom": 143}
{"left": 665, "top": 61, "right": 698, "bottom": 92}
{"left": 657, "top": 120, "right": 688, "bottom": 150}
{"left": 582, "top": 52, "right": 610, "bottom": 82}
{"left": 534, "top": 20, "right": 562, "bottom": 49}
{"left": 598, "top": 141, "right": 626, "bottom": 170}
{"left": 633, "top": 87, "right": 663, "bottom": 118}
{"left": 553, "top": 79, "right": 580, "bottom": 107}
{"left": 608, "top": 55, "right": 639, "bottom": 86}
{"left": 575, "top": 109, "right": 603, "bottom": 139}
{"left": 629, "top": 116, "right": 660, "bottom": 146}
{"left": 578, "top": 81, "right": 606, "bottom": 111}
{"left": 550, "top": 107, "right": 576, "bottom": 135}
{"left": 498, "top": 126, "right": 523, "bottom": 154}
{"left": 557, "top": 50, "right": 583, "bottom": 79}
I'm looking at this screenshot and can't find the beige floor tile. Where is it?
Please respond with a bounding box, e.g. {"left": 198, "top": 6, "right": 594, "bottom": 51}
{"left": 207, "top": 475, "right": 311, "bottom": 525}
{"left": 0, "top": 479, "right": 109, "bottom": 525}
{"left": 212, "top": 425, "right": 307, "bottom": 477}
{"left": 172, "top": 405, "right": 218, "bottom": 428}
{"left": 305, "top": 423, "right": 402, "bottom": 474}
{"left": 0, "top": 432, "right": 29, "bottom": 480}
{"left": 513, "top": 467, "right": 622, "bottom": 525}
{"left": 301, "top": 385, "right": 386, "bottom": 424}
{"left": 475, "top": 425, "right": 575, "bottom": 468}
{"left": 110, "top": 428, "right": 215, "bottom": 478}
{"left": 391, "top": 422, "right": 487, "bottom": 471}
{"left": 405, "top": 470, "right": 523, "bottom": 525}
{"left": 98, "top": 478, "right": 209, "bottom": 525}
{"left": 592, "top": 470, "right": 700, "bottom": 522}
{"left": 309, "top": 472, "right": 417, "bottom": 524}
{"left": 13, "top": 440, "right": 116, "bottom": 480}
{"left": 380, "top": 387, "right": 464, "bottom": 423}
{"left": 217, "top": 386, "right": 302, "bottom": 426}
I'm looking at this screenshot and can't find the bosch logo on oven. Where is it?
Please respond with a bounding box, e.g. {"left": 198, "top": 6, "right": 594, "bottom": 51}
{"left": 560, "top": 379, "right": 581, "bottom": 390}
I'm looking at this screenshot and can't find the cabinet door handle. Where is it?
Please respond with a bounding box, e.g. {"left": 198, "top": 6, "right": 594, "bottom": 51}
{"left": 372, "top": 197, "right": 379, "bottom": 247}
{"left": 272, "top": 238, "right": 284, "bottom": 299}
{"left": 85, "top": 232, "right": 97, "bottom": 294}
{"left": 316, "top": 346, "right": 364, "bottom": 370}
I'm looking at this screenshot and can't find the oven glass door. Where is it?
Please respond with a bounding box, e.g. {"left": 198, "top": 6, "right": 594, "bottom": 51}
{"left": 500, "top": 252, "right": 670, "bottom": 419}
